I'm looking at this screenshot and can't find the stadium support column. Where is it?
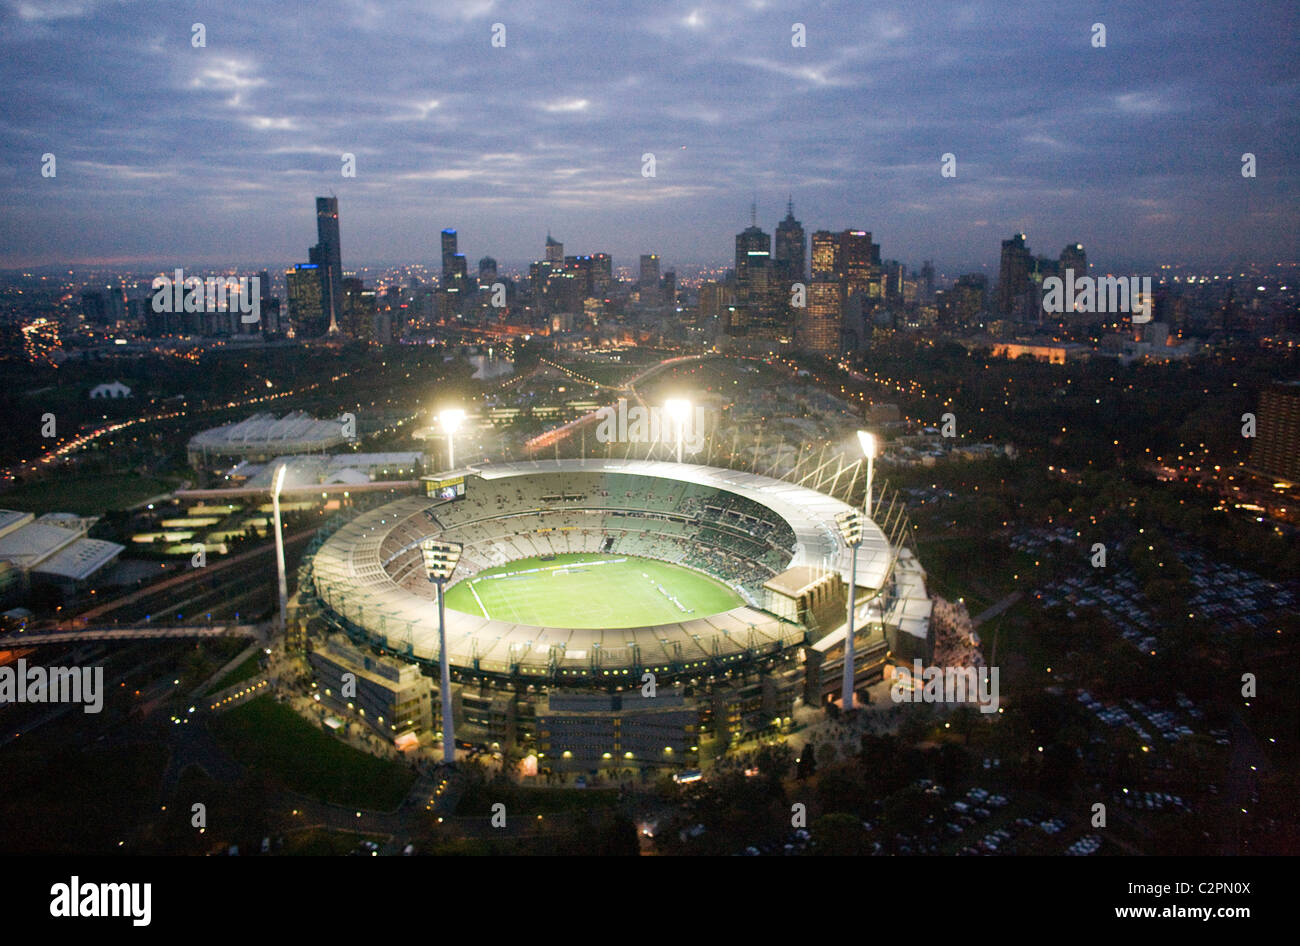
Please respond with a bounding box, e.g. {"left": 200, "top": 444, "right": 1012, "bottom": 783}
{"left": 271, "top": 463, "right": 289, "bottom": 636}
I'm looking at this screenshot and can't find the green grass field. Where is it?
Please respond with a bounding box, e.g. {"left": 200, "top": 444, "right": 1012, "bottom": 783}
{"left": 444, "top": 553, "right": 742, "bottom": 628}
{"left": 208, "top": 695, "right": 415, "bottom": 811}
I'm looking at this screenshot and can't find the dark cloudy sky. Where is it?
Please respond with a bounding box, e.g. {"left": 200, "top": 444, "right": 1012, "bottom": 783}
{"left": 1, "top": 0, "right": 1296, "bottom": 274}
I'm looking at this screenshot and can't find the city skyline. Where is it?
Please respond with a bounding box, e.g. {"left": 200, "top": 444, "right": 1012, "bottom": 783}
{"left": 2, "top": 0, "right": 1297, "bottom": 272}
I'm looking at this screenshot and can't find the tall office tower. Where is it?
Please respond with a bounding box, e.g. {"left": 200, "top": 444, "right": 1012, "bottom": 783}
{"left": 639, "top": 254, "right": 661, "bottom": 301}
{"left": 881, "top": 260, "right": 906, "bottom": 302}
{"left": 315, "top": 197, "right": 343, "bottom": 332}
{"left": 546, "top": 233, "right": 564, "bottom": 265}
{"left": 774, "top": 198, "right": 806, "bottom": 284}
{"left": 735, "top": 224, "right": 771, "bottom": 289}
{"left": 810, "top": 230, "right": 840, "bottom": 278}
{"left": 287, "top": 263, "right": 326, "bottom": 338}
{"left": 592, "top": 253, "right": 613, "bottom": 295}
{"left": 564, "top": 255, "right": 595, "bottom": 296}
{"left": 662, "top": 269, "right": 676, "bottom": 305}
{"left": 1059, "top": 242, "right": 1088, "bottom": 295}
{"left": 996, "top": 233, "right": 1033, "bottom": 317}
{"left": 1250, "top": 381, "right": 1300, "bottom": 483}
{"left": 441, "top": 229, "right": 458, "bottom": 280}
{"left": 698, "top": 280, "right": 734, "bottom": 322}
{"left": 478, "top": 256, "right": 498, "bottom": 287}
{"left": 920, "top": 260, "right": 936, "bottom": 304}
{"left": 341, "top": 277, "right": 373, "bottom": 341}
{"left": 258, "top": 269, "right": 282, "bottom": 335}
{"left": 796, "top": 276, "right": 844, "bottom": 356}
{"left": 946, "top": 273, "right": 988, "bottom": 327}
{"left": 840, "top": 230, "right": 877, "bottom": 298}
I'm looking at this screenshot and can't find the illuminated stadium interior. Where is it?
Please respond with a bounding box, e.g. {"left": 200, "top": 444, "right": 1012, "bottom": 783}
{"left": 302, "top": 459, "right": 931, "bottom": 685}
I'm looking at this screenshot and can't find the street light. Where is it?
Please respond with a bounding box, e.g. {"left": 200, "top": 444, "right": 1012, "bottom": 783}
{"left": 664, "top": 398, "right": 691, "bottom": 464}
{"left": 438, "top": 409, "right": 466, "bottom": 470}
{"left": 421, "top": 538, "right": 462, "bottom": 766}
{"left": 271, "top": 463, "right": 289, "bottom": 636}
{"left": 836, "top": 508, "right": 864, "bottom": 712}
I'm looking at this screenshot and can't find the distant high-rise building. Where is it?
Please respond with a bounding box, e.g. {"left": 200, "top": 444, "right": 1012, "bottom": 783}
{"left": 341, "top": 277, "right": 374, "bottom": 341}
{"left": 996, "top": 233, "right": 1033, "bottom": 318}
{"left": 1057, "top": 244, "right": 1088, "bottom": 318}
{"left": 942, "top": 273, "right": 988, "bottom": 327}
{"left": 314, "top": 197, "right": 343, "bottom": 333}
{"left": 639, "top": 254, "right": 661, "bottom": 301}
{"left": 478, "top": 256, "right": 498, "bottom": 286}
{"left": 774, "top": 198, "right": 806, "bottom": 284}
{"left": 441, "top": 229, "right": 458, "bottom": 280}
{"left": 698, "top": 281, "right": 734, "bottom": 323}
{"left": 735, "top": 225, "right": 771, "bottom": 290}
{"left": 882, "top": 260, "right": 906, "bottom": 302}
{"left": 840, "top": 230, "right": 877, "bottom": 298}
{"left": 810, "top": 231, "right": 840, "bottom": 278}
{"left": 287, "top": 263, "right": 326, "bottom": 338}
{"left": 546, "top": 233, "right": 564, "bottom": 265}
{"left": 592, "top": 253, "right": 613, "bottom": 295}
{"left": 920, "top": 260, "right": 936, "bottom": 304}
{"left": 1251, "top": 381, "right": 1300, "bottom": 483}
{"left": 662, "top": 270, "right": 677, "bottom": 305}
{"left": 565, "top": 255, "right": 595, "bottom": 296}
{"left": 796, "top": 276, "right": 844, "bottom": 356}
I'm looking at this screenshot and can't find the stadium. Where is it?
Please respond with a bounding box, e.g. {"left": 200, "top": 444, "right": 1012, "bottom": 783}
{"left": 297, "top": 458, "right": 932, "bottom": 769}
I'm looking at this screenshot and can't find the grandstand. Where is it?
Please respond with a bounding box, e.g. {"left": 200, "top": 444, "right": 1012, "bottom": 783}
{"left": 303, "top": 459, "right": 930, "bottom": 685}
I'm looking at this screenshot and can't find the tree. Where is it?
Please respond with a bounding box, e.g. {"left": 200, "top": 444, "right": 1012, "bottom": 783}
{"left": 796, "top": 742, "right": 817, "bottom": 780}
{"left": 811, "top": 813, "right": 873, "bottom": 856}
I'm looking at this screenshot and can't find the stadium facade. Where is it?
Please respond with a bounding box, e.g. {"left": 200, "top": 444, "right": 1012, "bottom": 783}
{"left": 296, "top": 459, "right": 932, "bottom": 769}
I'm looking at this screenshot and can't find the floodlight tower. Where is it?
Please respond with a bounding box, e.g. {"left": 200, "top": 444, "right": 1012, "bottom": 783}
{"left": 271, "top": 463, "right": 289, "bottom": 635}
{"left": 421, "top": 538, "right": 462, "bottom": 765}
{"left": 835, "top": 508, "right": 864, "bottom": 712}
{"left": 439, "top": 408, "right": 466, "bottom": 470}
{"left": 835, "top": 430, "right": 877, "bottom": 712}
{"left": 664, "top": 398, "right": 691, "bottom": 464}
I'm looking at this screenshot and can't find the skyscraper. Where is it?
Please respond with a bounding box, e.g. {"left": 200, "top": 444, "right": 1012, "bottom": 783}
{"left": 592, "top": 253, "right": 613, "bottom": 295}
{"left": 840, "top": 230, "right": 877, "bottom": 298}
{"left": 546, "top": 233, "right": 564, "bottom": 265}
{"left": 1060, "top": 243, "right": 1088, "bottom": 280}
{"left": 796, "top": 276, "right": 844, "bottom": 356}
{"left": 314, "top": 197, "right": 343, "bottom": 334}
{"left": 996, "top": 233, "right": 1033, "bottom": 318}
{"left": 810, "top": 231, "right": 840, "bottom": 278}
{"left": 774, "top": 198, "right": 806, "bottom": 284}
{"left": 1250, "top": 381, "right": 1300, "bottom": 483}
{"left": 639, "top": 254, "right": 661, "bottom": 301}
{"left": 441, "top": 229, "right": 458, "bottom": 280}
{"left": 735, "top": 224, "right": 771, "bottom": 289}
{"left": 287, "top": 263, "right": 325, "bottom": 338}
